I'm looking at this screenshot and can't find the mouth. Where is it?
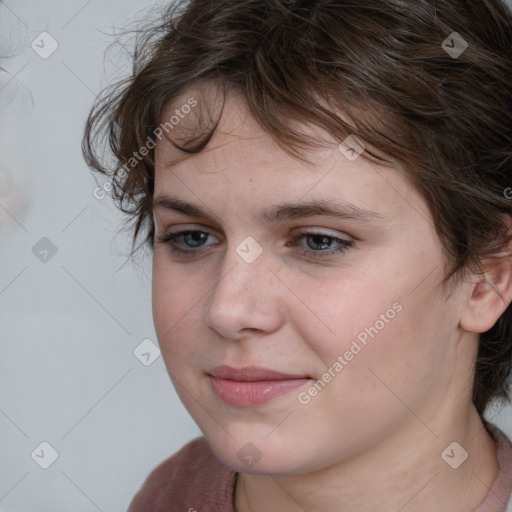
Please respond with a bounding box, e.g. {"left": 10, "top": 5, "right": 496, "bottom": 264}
{"left": 208, "top": 365, "right": 312, "bottom": 407}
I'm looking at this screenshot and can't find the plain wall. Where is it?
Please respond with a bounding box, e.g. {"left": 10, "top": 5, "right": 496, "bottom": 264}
{"left": 1, "top": 1, "right": 511, "bottom": 511}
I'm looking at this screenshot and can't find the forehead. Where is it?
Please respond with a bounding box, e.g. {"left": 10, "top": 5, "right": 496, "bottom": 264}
{"left": 153, "top": 84, "right": 429, "bottom": 228}
{"left": 155, "top": 82, "right": 329, "bottom": 168}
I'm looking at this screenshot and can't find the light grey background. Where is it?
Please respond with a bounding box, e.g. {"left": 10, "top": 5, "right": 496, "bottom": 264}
{"left": 0, "top": 1, "right": 511, "bottom": 511}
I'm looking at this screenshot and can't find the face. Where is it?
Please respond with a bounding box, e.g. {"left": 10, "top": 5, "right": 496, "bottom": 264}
{"left": 152, "top": 85, "right": 470, "bottom": 475}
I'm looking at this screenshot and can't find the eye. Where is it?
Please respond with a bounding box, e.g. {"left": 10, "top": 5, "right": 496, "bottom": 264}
{"left": 156, "top": 230, "right": 217, "bottom": 255}
{"left": 155, "top": 229, "right": 355, "bottom": 259}
{"left": 289, "top": 231, "right": 354, "bottom": 258}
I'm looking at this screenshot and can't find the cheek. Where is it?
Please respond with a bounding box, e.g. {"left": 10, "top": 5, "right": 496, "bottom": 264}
{"left": 331, "top": 305, "right": 448, "bottom": 427}
{"left": 297, "top": 266, "right": 446, "bottom": 395}
{"left": 151, "top": 256, "right": 204, "bottom": 357}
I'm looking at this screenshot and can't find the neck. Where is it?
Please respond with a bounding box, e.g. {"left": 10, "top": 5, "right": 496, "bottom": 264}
{"left": 235, "top": 406, "right": 499, "bottom": 512}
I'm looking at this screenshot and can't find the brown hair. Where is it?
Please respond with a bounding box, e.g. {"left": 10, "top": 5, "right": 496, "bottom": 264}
{"left": 82, "top": 0, "right": 512, "bottom": 416}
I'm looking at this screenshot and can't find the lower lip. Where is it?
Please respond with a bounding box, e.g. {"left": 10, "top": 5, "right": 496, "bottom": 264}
{"left": 210, "top": 376, "right": 311, "bottom": 407}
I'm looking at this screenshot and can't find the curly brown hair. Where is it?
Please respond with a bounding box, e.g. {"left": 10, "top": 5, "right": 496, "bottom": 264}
{"left": 82, "top": 0, "right": 512, "bottom": 416}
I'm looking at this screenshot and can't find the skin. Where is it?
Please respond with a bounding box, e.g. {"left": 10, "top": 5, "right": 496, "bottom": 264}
{"left": 151, "top": 83, "right": 512, "bottom": 512}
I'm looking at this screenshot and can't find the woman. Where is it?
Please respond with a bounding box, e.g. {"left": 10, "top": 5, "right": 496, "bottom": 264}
{"left": 83, "top": 0, "right": 512, "bottom": 510}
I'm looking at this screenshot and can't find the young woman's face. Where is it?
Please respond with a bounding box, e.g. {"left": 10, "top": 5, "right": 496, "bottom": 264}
{"left": 152, "top": 88, "right": 472, "bottom": 474}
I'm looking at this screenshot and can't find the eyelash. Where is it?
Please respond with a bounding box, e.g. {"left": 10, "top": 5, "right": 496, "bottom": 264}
{"left": 156, "top": 230, "right": 354, "bottom": 259}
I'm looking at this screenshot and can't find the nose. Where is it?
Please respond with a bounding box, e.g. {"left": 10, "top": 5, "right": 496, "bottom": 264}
{"left": 204, "top": 240, "right": 284, "bottom": 340}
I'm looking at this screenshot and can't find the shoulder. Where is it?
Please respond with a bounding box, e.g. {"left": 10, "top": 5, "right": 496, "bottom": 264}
{"left": 493, "top": 426, "right": 512, "bottom": 509}
{"left": 475, "top": 422, "right": 512, "bottom": 512}
{"left": 127, "top": 437, "right": 237, "bottom": 512}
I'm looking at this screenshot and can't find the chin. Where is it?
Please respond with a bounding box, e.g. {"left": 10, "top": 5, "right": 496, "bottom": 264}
{"left": 205, "top": 433, "right": 315, "bottom": 475}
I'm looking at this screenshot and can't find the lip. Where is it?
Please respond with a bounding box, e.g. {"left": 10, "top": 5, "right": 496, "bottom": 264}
{"left": 208, "top": 365, "right": 312, "bottom": 407}
{"left": 209, "top": 365, "right": 309, "bottom": 381}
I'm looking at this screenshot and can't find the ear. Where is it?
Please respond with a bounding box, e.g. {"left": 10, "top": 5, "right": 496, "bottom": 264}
{"left": 460, "top": 220, "right": 512, "bottom": 334}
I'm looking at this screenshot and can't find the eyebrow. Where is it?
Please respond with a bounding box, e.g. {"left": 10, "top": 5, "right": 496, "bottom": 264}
{"left": 153, "top": 195, "right": 385, "bottom": 224}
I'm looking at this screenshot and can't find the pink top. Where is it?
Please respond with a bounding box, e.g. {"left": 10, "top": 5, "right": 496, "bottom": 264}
{"left": 127, "top": 424, "right": 512, "bottom": 511}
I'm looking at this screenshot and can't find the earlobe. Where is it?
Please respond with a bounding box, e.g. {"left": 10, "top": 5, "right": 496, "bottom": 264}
{"left": 460, "top": 255, "right": 512, "bottom": 334}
